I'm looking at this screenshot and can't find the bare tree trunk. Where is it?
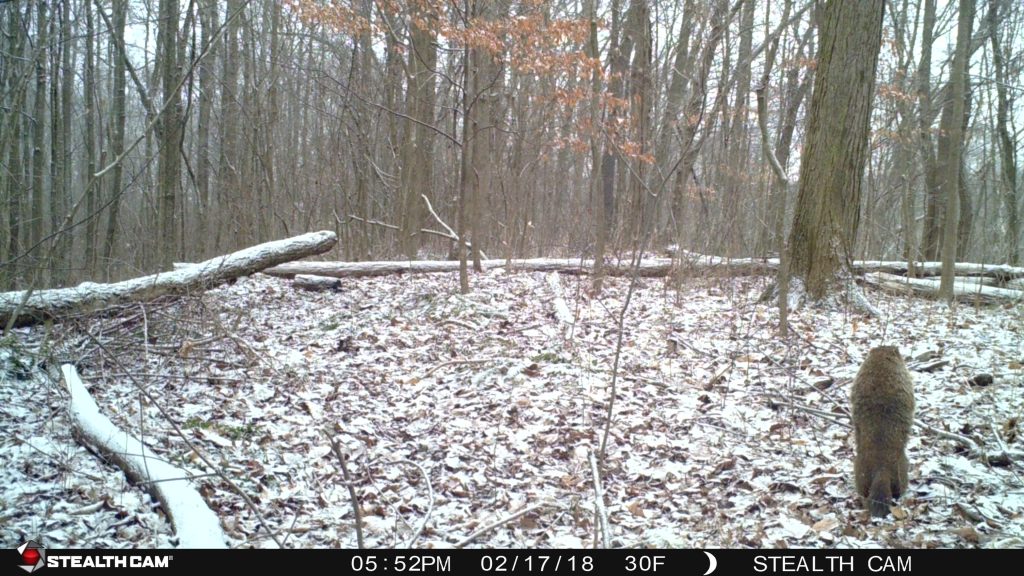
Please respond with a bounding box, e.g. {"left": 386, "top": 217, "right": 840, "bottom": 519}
{"left": 917, "top": 0, "right": 941, "bottom": 261}
{"left": 83, "top": 0, "right": 98, "bottom": 274}
{"left": 44, "top": 0, "right": 71, "bottom": 286}
{"left": 939, "top": 0, "right": 973, "bottom": 300}
{"left": 588, "top": 0, "right": 607, "bottom": 294}
{"left": 627, "top": 0, "right": 652, "bottom": 242}
{"left": 157, "top": 0, "right": 183, "bottom": 270}
{"left": 2, "top": 2, "right": 30, "bottom": 287}
{"left": 399, "top": 5, "right": 437, "bottom": 260}
{"left": 722, "top": 0, "right": 755, "bottom": 256}
{"left": 458, "top": 7, "right": 472, "bottom": 294}
{"left": 671, "top": 0, "right": 730, "bottom": 265}
{"left": 786, "top": 0, "right": 884, "bottom": 300}
{"left": 599, "top": 0, "right": 631, "bottom": 252}
{"left": 219, "top": 0, "right": 242, "bottom": 253}
{"left": 988, "top": 0, "right": 1019, "bottom": 265}
{"left": 102, "top": 0, "right": 128, "bottom": 280}
{"left": 469, "top": 0, "right": 502, "bottom": 272}
{"left": 30, "top": 0, "right": 47, "bottom": 283}
{"left": 195, "top": 0, "right": 218, "bottom": 258}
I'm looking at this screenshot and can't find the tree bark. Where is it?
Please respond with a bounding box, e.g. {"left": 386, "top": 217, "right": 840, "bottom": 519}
{"left": 0, "top": 231, "right": 338, "bottom": 327}
{"left": 83, "top": 0, "right": 98, "bottom": 274}
{"left": 939, "top": 0, "right": 973, "bottom": 300}
{"left": 157, "top": 0, "right": 183, "bottom": 270}
{"left": 399, "top": 4, "right": 438, "bottom": 260}
{"left": 785, "top": 0, "right": 884, "bottom": 300}
{"left": 988, "top": 0, "right": 1019, "bottom": 265}
{"left": 102, "top": 0, "right": 128, "bottom": 280}
{"left": 195, "top": 0, "right": 218, "bottom": 258}
{"left": 30, "top": 0, "right": 47, "bottom": 283}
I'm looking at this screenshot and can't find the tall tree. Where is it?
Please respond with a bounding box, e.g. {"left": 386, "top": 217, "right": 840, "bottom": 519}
{"left": 195, "top": 0, "right": 219, "bottom": 257}
{"left": 989, "top": 0, "right": 1019, "bottom": 264}
{"left": 2, "top": 2, "right": 31, "bottom": 286}
{"left": 723, "top": 0, "right": 755, "bottom": 256}
{"left": 219, "top": 0, "right": 242, "bottom": 252}
{"left": 157, "top": 0, "right": 184, "bottom": 268}
{"left": 398, "top": 2, "right": 438, "bottom": 260}
{"left": 30, "top": 0, "right": 48, "bottom": 280}
{"left": 785, "top": 0, "right": 884, "bottom": 301}
{"left": 83, "top": 0, "right": 99, "bottom": 273}
{"left": 939, "top": 0, "right": 974, "bottom": 299}
{"left": 917, "top": 0, "right": 941, "bottom": 261}
{"left": 102, "top": 0, "right": 128, "bottom": 279}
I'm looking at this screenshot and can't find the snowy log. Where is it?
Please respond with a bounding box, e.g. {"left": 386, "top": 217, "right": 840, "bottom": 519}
{"left": 269, "top": 256, "right": 1023, "bottom": 286}
{"left": 263, "top": 258, "right": 677, "bottom": 278}
{"left": 672, "top": 249, "right": 1024, "bottom": 282}
{"left": 61, "top": 365, "right": 227, "bottom": 548}
{"left": 852, "top": 261, "right": 1024, "bottom": 281}
{"left": 545, "top": 272, "right": 574, "bottom": 328}
{"left": 293, "top": 274, "right": 344, "bottom": 291}
{"left": 1, "top": 231, "right": 337, "bottom": 326}
{"left": 861, "top": 272, "right": 1024, "bottom": 304}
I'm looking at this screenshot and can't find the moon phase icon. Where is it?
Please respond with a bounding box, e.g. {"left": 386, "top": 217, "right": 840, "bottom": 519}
{"left": 703, "top": 551, "right": 717, "bottom": 575}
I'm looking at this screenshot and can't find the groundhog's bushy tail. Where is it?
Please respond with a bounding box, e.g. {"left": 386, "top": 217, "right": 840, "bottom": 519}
{"left": 868, "top": 472, "right": 893, "bottom": 517}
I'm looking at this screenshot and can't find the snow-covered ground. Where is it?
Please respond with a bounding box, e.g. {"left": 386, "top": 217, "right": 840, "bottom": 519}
{"left": 2, "top": 270, "right": 1022, "bottom": 548}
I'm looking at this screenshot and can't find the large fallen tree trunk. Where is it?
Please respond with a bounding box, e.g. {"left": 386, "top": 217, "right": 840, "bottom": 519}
{"left": 861, "top": 272, "right": 1024, "bottom": 304}
{"left": 673, "top": 249, "right": 1024, "bottom": 282}
{"left": 262, "top": 258, "right": 679, "bottom": 278}
{"left": 1, "top": 231, "right": 337, "bottom": 327}
{"left": 852, "top": 261, "right": 1024, "bottom": 281}
{"left": 62, "top": 365, "right": 227, "bottom": 548}
{"left": 275, "top": 253, "right": 1024, "bottom": 285}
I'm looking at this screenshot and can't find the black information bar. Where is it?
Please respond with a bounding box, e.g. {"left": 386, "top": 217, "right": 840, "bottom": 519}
{"left": 10, "top": 548, "right": 1020, "bottom": 574}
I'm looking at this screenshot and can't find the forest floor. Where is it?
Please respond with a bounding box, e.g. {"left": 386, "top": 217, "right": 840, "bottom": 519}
{"left": 2, "top": 269, "right": 1023, "bottom": 549}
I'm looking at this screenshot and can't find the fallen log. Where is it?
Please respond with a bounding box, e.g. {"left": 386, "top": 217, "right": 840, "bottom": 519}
{"left": 861, "top": 272, "right": 1024, "bottom": 304}
{"left": 264, "top": 258, "right": 677, "bottom": 278}
{"left": 852, "top": 260, "right": 1024, "bottom": 282}
{"left": 1, "top": 231, "right": 337, "bottom": 327}
{"left": 672, "top": 248, "right": 1024, "bottom": 282}
{"left": 179, "top": 254, "right": 772, "bottom": 278}
{"left": 294, "top": 274, "right": 343, "bottom": 291}
{"left": 62, "top": 365, "right": 227, "bottom": 548}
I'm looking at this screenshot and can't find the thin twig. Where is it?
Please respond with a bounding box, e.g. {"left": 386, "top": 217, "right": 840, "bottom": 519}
{"left": 420, "top": 195, "right": 488, "bottom": 260}
{"left": 384, "top": 459, "right": 435, "bottom": 548}
{"left": 453, "top": 502, "right": 553, "bottom": 549}
{"left": 588, "top": 451, "right": 610, "bottom": 549}
{"left": 327, "top": 434, "right": 365, "bottom": 549}
{"left": 913, "top": 418, "right": 981, "bottom": 455}
{"left": 423, "top": 357, "right": 500, "bottom": 378}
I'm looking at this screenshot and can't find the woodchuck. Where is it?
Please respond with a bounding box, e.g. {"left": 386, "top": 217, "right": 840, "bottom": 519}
{"left": 850, "top": 346, "right": 915, "bottom": 517}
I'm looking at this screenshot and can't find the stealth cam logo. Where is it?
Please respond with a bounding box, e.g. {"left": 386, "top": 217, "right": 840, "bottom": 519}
{"left": 17, "top": 541, "right": 46, "bottom": 573}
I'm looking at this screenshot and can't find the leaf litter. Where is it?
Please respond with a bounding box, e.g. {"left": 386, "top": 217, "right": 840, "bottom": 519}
{"left": 1, "top": 270, "right": 1022, "bottom": 549}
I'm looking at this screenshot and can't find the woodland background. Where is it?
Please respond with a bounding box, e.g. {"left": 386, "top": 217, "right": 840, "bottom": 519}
{"left": 0, "top": 0, "right": 1021, "bottom": 289}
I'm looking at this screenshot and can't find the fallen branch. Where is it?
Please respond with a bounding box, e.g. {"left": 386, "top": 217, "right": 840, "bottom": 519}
{"left": 83, "top": 334, "right": 284, "bottom": 547}
{"left": 346, "top": 213, "right": 483, "bottom": 255}
{"left": 294, "top": 274, "right": 343, "bottom": 291}
{"left": 546, "top": 272, "right": 574, "bottom": 329}
{"left": 589, "top": 451, "right": 610, "bottom": 549}
{"left": 915, "top": 418, "right": 982, "bottom": 455}
{"left": 453, "top": 502, "right": 555, "bottom": 549}
{"left": 328, "top": 434, "right": 364, "bottom": 549}
{"left": 262, "top": 258, "right": 675, "bottom": 278}
{"left": 861, "top": 272, "right": 1024, "bottom": 304}
{"left": 2, "top": 231, "right": 337, "bottom": 326}
{"left": 385, "top": 459, "right": 435, "bottom": 548}
{"left": 423, "top": 357, "right": 501, "bottom": 378}
{"left": 62, "top": 365, "right": 227, "bottom": 548}
{"left": 421, "top": 195, "right": 487, "bottom": 260}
